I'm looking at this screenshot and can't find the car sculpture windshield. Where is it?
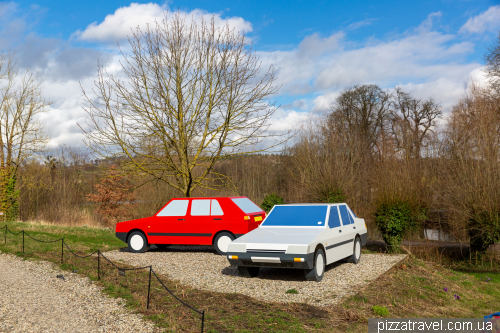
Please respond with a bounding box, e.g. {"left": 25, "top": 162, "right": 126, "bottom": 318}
{"left": 261, "top": 205, "right": 328, "bottom": 227}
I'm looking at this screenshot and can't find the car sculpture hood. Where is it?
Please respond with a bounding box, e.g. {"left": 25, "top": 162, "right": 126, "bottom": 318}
{"left": 231, "top": 227, "right": 324, "bottom": 246}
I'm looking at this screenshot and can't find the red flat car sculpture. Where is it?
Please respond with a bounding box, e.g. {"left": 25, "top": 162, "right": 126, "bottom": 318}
{"left": 115, "top": 196, "right": 266, "bottom": 255}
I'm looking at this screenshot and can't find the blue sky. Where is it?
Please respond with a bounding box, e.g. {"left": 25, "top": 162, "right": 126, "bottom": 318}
{"left": 2, "top": 0, "right": 500, "bottom": 147}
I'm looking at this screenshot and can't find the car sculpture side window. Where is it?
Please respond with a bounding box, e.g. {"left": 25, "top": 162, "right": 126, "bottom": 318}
{"left": 191, "top": 199, "right": 210, "bottom": 215}
{"left": 211, "top": 199, "right": 224, "bottom": 215}
{"left": 338, "top": 205, "right": 352, "bottom": 225}
{"left": 191, "top": 199, "right": 224, "bottom": 216}
{"left": 157, "top": 200, "right": 189, "bottom": 216}
{"left": 327, "top": 206, "right": 341, "bottom": 228}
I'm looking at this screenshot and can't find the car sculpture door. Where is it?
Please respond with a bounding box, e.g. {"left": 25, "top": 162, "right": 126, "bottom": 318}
{"left": 149, "top": 199, "right": 212, "bottom": 245}
{"left": 339, "top": 204, "right": 357, "bottom": 244}
{"left": 326, "top": 205, "right": 353, "bottom": 264}
{"left": 148, "top": 199, "right": 190, "bottom": 245}
{"left": 207, "top": 199, "right": 225, "bottom": 232}
{"left": 325, "top": 206, "right": 341, "bottom": 263}
{"left": 189, "top": 199, "right": 225, "bottom": 245}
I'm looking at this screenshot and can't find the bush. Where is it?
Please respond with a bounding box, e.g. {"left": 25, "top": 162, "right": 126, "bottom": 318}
{"left": 87, "top": 166, "right": 137, "bottom": 225}
{"left": 319, "top": 188, "right": 346, "bottom": 203}
{"left": 261, "top": 193, "right": 284, "bottom": 213}
{"left": 375, "top": 201, "right": 426, "bottom": 252}
{"left": 0, "top": 167, "right": 19, "bottom": 222}
{"left": 372, "top": 305, "right": 389, "bottom": 317}
{"left": 467, "top": 211, "right": 500, "bottom": 254}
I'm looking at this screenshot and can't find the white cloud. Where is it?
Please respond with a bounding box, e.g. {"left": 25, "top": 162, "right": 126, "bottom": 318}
{"left": 314, "top": 33, "right": 476, "bottom": 90}
{"left": 0, "top": 2, "right": 31, "bottom": 49}
{"left": 254, "top": 12, "right": 481, "bottom": 116}
{"left": 459, "top": 5, "right": 500, "bottom": 34}
{"left": 347, "top": 19, "right": 376, "bottom": 31}
{"left": 282, "top": 99, "right": 310, "bottom": 111}
{"left": 76, "top": 2, "right": 252, "bottom": 44}
{"left": 467, "top": 66, "right": 488, "bottom": 85}
{"left": 258, "top": 32, "right": 344, "bottom": 95}
{"left": 416, "top": 11, "right": 442, "bottom": 33}
{"left": 268, "top": 109, "right": 312, "bottom": 132}
{"left": 311, "top": 92, "right": 340, "bottom": 113}
{"left": 262, "top": 31, "right": 475, "bottom": 99}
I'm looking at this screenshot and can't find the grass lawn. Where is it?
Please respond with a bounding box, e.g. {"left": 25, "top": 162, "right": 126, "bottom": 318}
{"left": 0, "top": 220, "right": 499, "bottom": 332}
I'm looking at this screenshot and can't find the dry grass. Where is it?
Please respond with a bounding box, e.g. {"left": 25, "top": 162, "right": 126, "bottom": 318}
{"left": 25, "top": 215, "right": 103, "bottom": 229}
{"left": 340, "top": 257, "right": 499, "bottom": 323}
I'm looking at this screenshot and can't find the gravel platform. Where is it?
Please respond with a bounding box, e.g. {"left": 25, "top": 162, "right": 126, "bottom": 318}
{"left": 104, "top": 246, "right": 407, "bottom": 306}
{"left": 0, "top": 252, "right": 158, "bottom": 333}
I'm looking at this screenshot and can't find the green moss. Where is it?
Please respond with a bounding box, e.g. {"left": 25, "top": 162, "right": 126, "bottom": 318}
{"left": 372, "top": 305, "right": 390, "bottom": 317}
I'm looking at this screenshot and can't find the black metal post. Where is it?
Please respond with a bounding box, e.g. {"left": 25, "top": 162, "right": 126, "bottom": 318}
{"left": 5, "top": 226, "right": 7, "bottom": 244}
{"left": 201, "top": 310, "right": 205, "bottom": 333}
{"left": 147, "top": 266, "right": 152, "bottom": 310}
{"left": 97, "top": 250, "right": 100, "bottom": 280}
{"left": 61, "top": 239, "right": 64, "bottom": 264}
{"left": 22, "top": 230, "right": 24, "bottom": 253}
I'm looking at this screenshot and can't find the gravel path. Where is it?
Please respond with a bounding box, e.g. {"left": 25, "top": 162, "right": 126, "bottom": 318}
{"left": 104, "top": 246, "right": 407, "bottom": 306}
{"left": 0, "top": 252, "right": 158, "bottom": 333}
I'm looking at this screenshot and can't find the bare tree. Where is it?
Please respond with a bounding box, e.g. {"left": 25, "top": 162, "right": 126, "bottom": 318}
{"left": 0, "top": 52, "right": 50, "bottom": 174}
{"left": 0, "top": 52, "right": 50, "bottom": 220}
{"left": 327, "top": 84, "right": 391, "bottom": 159}
{"left": 442, "top": 83, "right": 500, "bottom": 253}
{"left": 81, "top": 13, "right": 282, "bottom": 197}
{"left": 390, "top": 87, "right": 442, "bottom": 159}
{"left": 287, "top": 119, "right": 365, "bottom": 209}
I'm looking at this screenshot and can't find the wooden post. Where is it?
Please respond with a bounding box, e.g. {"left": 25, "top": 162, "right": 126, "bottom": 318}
{"left": 147, "top": 267, "right": 152, "bottom": 309}
{"left": 97, "top": 250, "right": 100, "bottom": 280}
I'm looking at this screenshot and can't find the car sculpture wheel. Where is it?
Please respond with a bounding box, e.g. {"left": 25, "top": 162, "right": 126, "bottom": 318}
{"left": 347, "top": 236, "right": 362, "bottom": 264}
{"left": 214, "top": 232, "right": 235, "bottom": 255}
{"left": 305, "top": 249, "right": 326, "bottom": 281}
{"left": 128, "top": 231, "right": 149, "bottom": 253}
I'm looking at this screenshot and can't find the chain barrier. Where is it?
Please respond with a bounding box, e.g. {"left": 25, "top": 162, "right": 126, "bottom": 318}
{"left": 62, "top": 241, "right": 98, "bottom": 258}
{"left": 151, "top": 269, "right": 205, "bottom": 331}
{"left": 1, "top": 225, "right": 205, "bottom": 332}
{"left": 5, "top": 226, "right": 23, "bottom": 236}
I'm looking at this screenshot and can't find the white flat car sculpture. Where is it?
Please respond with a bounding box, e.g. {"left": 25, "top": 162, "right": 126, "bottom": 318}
{"left": 226, "top": 203, "right": 367, "bottom": 282}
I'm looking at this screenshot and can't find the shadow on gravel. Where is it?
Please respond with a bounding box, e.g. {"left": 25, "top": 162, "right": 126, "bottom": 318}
{"left": 119, "top": 245, "right": 219, "bottom": 254}
{"left": 220, "top": 260, "right": 349, "bottom": 282}
{"left": 152, "top": 245, "right": 218, "bottom": 254}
